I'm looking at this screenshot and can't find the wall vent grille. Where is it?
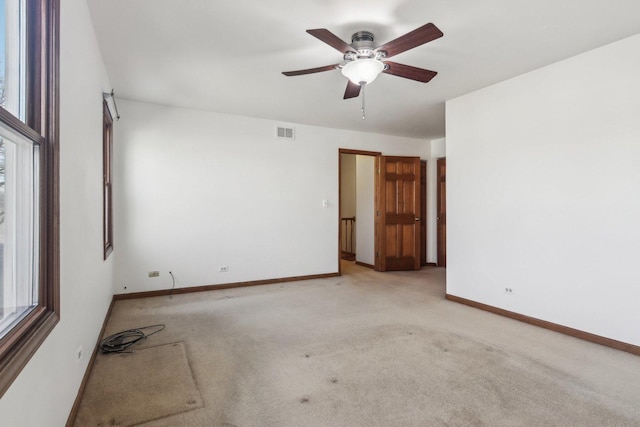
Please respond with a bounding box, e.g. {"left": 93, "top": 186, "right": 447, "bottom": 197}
{"left": 276, "top": 126, "right": 295, "bottom": 140}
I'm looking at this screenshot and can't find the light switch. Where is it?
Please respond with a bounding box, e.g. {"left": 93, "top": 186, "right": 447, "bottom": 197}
{"left": 322, "top": 199, "right": 328, "bottom": 208}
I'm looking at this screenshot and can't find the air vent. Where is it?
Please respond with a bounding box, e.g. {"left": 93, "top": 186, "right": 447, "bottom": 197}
{"left": 276, "top": 126, "right": 295, "bottom": 140}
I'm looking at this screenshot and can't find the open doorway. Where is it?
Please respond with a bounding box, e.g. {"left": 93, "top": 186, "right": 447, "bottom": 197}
{"left": 339, "top": 149, "right": 429, "bottom": 275}
{"left": 338, "top": 149, "right": 380, "bottom": 275}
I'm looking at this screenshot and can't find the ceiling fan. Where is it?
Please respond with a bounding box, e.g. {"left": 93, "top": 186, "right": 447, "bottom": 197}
{"left": 282, "top": 23, "right": 443, "bottom": 100}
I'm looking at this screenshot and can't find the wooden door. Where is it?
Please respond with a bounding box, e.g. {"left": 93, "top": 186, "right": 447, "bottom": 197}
{"left": 376, "top": 156, "right": 421, "bottom": 271}
{"left": 437, "top": 158, "right": 446, "bottom": 267}
{"left": 420, "top": 160, "right": 427, "bottom": 266}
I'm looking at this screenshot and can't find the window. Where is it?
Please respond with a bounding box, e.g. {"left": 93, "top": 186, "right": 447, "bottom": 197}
{"left": 0, "top": 0, "right": 59, "bottom": 397}
{"left": 103, "top": 100, "right": 113, "bottom": 259}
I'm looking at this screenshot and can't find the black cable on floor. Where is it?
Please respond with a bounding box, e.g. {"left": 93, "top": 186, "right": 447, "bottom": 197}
{"left": 169, "top": 271, "right": 176, "bottom": 299}
{"left": 99, "top": 324, "right": 165, "bottom": 354}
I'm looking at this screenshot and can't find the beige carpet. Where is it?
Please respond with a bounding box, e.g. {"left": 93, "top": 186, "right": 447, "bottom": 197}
{"left": 74, "top": 342, "right": 202, "bottom": 426}
{"left": 74, "top": 262, "right": 640, "bottom": 426}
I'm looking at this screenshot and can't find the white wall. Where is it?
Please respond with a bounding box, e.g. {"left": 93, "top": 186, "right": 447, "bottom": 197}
{"left": 0, "top": 0, "right": 114, "bottom": 424}
{"left": 113, "top": 99, "right": 429, "bottom": 293}
{"left": 446, "top": 34, "right": 640, "bottom": 345}
{"left": 355, "top": 155, "right": 375, "bottom": 266}
{"left": 430, "top": 138, "right": 446, "bottom": 159}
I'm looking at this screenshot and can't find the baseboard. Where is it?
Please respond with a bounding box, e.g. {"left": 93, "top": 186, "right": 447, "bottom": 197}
{"left": 65, "top": 297, "right": 115, "bottom": 427}
{"left": 113, "top": 272, "right": 340, "bottom": 301}
{"left": 445, "top": 294, "right": 640, "bottom": 357}
{"left": 355, "top": 261, "right": 375, "bottom": 269}
{"left": 424, "top": 262, "right": 437, "bottom": 267}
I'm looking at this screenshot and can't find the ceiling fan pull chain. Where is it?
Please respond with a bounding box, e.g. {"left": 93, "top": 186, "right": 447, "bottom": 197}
{"left": 361, "top": 82, "right": 366, "bottom": 120}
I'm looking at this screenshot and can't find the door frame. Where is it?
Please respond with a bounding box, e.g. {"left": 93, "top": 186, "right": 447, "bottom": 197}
{"left": 420, "top": 160, "right": 427, "bottom": 266}
{"left": 338, "top": 149, "right": 381, "bottom": 276}
{"left": 437, "top": 157, "right": 446, "bottom": 267}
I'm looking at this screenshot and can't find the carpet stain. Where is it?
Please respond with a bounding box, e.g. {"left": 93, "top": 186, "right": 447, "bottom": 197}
{"left": 304, "top": 353, "right": 310, "bottom": 358}
{"left": 330, "top": 378, "right": 338, "bottom": 384}
{"left": 300, "top": 395, "right": 311, "bottom": 403}
{"left": 74, "top": 342, "right": 203, "bottom": 426}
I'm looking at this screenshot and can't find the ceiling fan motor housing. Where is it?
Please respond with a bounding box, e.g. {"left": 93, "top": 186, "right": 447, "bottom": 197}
{"left": 344, "top": 31, "right": 387, "bottom": 61}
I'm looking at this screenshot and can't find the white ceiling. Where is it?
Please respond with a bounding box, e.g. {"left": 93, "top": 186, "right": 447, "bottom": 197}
{"left": 87, "top": 0, "right": 640, "bottom": 140}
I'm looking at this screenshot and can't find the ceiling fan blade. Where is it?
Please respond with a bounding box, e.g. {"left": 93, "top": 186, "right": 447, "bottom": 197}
{"left": 282, "top": 64, "right": 340, "bottom": 76}
{"left": 383, "top": 61, "right": 437, "bottom": 83}
{"left": 376, "top": 23, "right": 443, "bottom": 58}
{"left": 343, "top": 80, "right": 361, "bottom": 99}
{"left": 307, "top": 29, "right": 356, "bottom": 54}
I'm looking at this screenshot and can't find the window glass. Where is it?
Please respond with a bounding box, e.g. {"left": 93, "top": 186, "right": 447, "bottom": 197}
{"left": 1, "top": 0, "right": 27, "bottom": 121}
{"left": 0, "top": 123, "right": 39, "bottom": 340}
{"left": 103, "top": 102, "right": 113, "bottom": 259}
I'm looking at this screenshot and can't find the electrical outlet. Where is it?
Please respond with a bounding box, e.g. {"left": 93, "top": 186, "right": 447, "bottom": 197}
{"left": 76, "top": 346, "right": 83, "bottom": 362}
{"left": 148, "top": 271, "right": 160, "bottom": 277}
{"left": 219, "top": 266, "right": 229, "bottom": 273}
{"left": 504, "top": 287, "right": 514, "bottom": 295}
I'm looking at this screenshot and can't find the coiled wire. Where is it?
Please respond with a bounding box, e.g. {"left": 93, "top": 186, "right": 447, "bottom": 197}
{"left": 99, "top": 324, "right": 165, "bottom": 354}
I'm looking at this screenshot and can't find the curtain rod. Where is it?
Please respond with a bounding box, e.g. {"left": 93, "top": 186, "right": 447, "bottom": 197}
{"left": 102, "top": 89, "right": 120, "bottom": 121}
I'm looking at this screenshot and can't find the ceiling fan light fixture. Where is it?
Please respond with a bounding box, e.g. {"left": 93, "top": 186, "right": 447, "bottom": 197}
{"left": 341, "top": 59, "right": 384, "bottom": 85}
